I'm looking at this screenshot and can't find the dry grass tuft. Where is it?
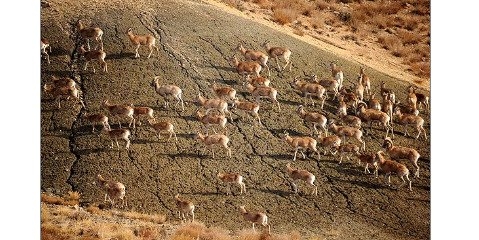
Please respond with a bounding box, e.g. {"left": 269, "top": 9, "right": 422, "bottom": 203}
{"left": 272, "top": 8, "right": 299, "bottom": 25}
{"left": 237, "top": 229, "right": 302, "bottom": 240}
{"left": 41, "top": 191, "right": 80, "bottom": 206}
{"left": 115, "top": 211, "right": 167, "bottom": 224}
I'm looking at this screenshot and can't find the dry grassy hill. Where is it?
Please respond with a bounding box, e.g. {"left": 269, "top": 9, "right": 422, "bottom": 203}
{"left": 41, "top": 0, "right": 430, "bottom": 239}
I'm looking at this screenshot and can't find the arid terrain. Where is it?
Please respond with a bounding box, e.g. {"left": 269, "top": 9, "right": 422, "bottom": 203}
{"left": 41, "top": 0, "right": 430, "bottom": 239}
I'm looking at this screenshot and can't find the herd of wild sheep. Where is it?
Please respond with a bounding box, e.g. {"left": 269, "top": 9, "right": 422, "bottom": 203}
{"left": 41, "top": 19, "right": 430, "bottom": 232}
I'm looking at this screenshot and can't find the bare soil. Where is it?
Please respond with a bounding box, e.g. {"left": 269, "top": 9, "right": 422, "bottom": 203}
{"left": 41, "top": 0, "right": 430, "bottom": 239}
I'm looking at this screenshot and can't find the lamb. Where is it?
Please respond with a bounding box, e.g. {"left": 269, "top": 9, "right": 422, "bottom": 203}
{"left": 76, "top": 19, "right": 103, "bottom": 50}
{"left": 356, "top": 152, "right": 378, "bottom": 174}
{"left": 151, "top": 76, "right": 184, "bottom": 111}
{"left": 230, "top": 55, "right": 262, "bottom": 82}
{"left": 296, "top": 105, "right": 328, "bottom": 135}
{"left": 262, "top": 40, "right": 292, "bottom": 72}
{"left": 291, "top": 77, "right": 326, "bottom": 109}
{"left": 375, "top": 151, "right": 412, "bottom": 191}
{"left": 43, "top": 83, "right": 84, "bottom": 109}
{"left": 196, "top": 110, "right": 228, "bottom": 134}
{"left": 78, "top": 45, "right": 107, "bottom": 73}
{"left": 196, "top": 93, "right": 233, "bottom": 122}
{"left": 196, "top": 132, "right": 232, "bottom": 158}
{"left": 383, "top": 137, "right": 421, "bottom": 177}
{"left": 328, "top": 122, "right": 365, "bottom": 151}
{"left": 126, "top": 28, "right": 159, "bottom": 58}
{"left": 148, "top": 119, "right": 178, "bottom": 142}
{"left": 231, "top": 99, "right": 262, "bottom": 126}
{"left": 246, "top": 75, "right": 271, "bottom": 87}
{"left": 132, "top": 105, "right": 156, "bottom": 127}
{"left": 95, "top": 174, "right": 127, "bottom": 208}
{"left": 245, "top": 83, "right": 281, "bottom": 111}
{"left": 282, "top": 131, "right": 320, "bottom": 161}
{"left": 337, "top": 143, "right": 360, "bottom": 164}
{"left": 175, "top": 194, "right": 195, "bottom": 222}
{"left": 83, "top": 113, "right": 111, "bottom": 132}
{"left": 217, "top": 172, "right": 246, "bottom": 195}
{"left": 330, "top": 62, "right": 344, "bottom": 90}
{"left": 102, "top": 100, "right": 135, "bottom": 128}
{"left": 236, "top": 43, "right": 270, "bottom": 76}
{"left": 239, "top": 205, "right": 271, "bottom": 233}
{"left": 317, "top": 132, "right": 341, "bottom": 155}
{"left": 41, "top": 38, "right": 52, "bottom": 64}
{"left": 393, "top": 107, "right": 427, "bottom": 140}
{"left": 357, "top": 102, "right": 393, "bottom": 139}
{"left": 286, "top": 163, "right": 318, "bottom": 195}
{"left": 102, "top": 126, "right": 131, "bottom": 150}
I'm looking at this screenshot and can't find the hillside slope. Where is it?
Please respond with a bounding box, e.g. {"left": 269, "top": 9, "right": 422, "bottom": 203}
{"left": 41, "top": 0, "right": 430, "bottom": 239}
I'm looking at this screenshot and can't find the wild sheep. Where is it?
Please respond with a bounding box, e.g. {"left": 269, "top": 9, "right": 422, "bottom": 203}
{"left": 83, "top": 113, "right": 111, "bottom": 132}
{"left": 239, "top": 205, "right": 271, "bottom": 233}
{"left": 296, "top": 105, "right": 328, "bottom": 135}
{"left": 337, "top": 143, "right": 360, "bottom": 164}
{"left": 132, "top": 105, "right": 156, "bottom": 127}
{"left": 383, "top": 137, "right": 421, "bottom": 177}
{"left": 353, "top": 76, "right": 365, "bottom": 102}
{"left": 411, "top": 86, "right": 430, "bottom": 112}
{"left": 393, "top": 107, "right": 427, "bottom": 140}
{"left": 232, "top": 99, "right": 262, "bottom": 125}
{"left": 356, "top": 152, "right": 378, "bottom": 174}
{"left": 196, "top": 93, "right": 233, "bottom": 122}
{"left": 126, "top": 28, "right": 159, "bottom": 58}
{"left": 41, "top": 38, "right": 52, "bottom": 64}
{"left": 148, "top": 119, "right": 178, "bottom": 142}
{"left": 76, "top": 19, "right": 103, "bottom": 50}
{"left": 368, "top": 92, "right": 382, "bottom": 111}
{"left": 49, "top": 76, "right": 77, "bottom": 89}
{"left": 236, "top": 43, "right": 270, "bottom": 76}
{"left": 357, "top": 102, "right": 393, "bottom": 139}
{"left": 262, "top": 40, "right": 292, "bottom": 72}
{"left": 230, "top": 55, "right": 262, "bottom": 82}
{"left": 43, "top": 83, "right": 84, "bottom": 109}
{"left": 330, "top": 62, "right": 344, "bottom": 90}
{"left": 312, "top": 75, "right": 339, "bottom": 100}
{"left": 246, "top": 75, "right": 270, "bottom": 87}
{"left": 291, "top": 77, "right": 326, "bottom": 109}
{"left": 375, "top": 151, "right": 412, "bottom": 191}
{"left": 102, "top": 126, "right": 131, "bottom": 150}
{"left": 95, "top": 174, "right": 127, "bottom": 208}
{"left": 245, "top": 83, "right": 281, "bottom": 111}
{"left": 79, "top": 45, "right": 107, "bottom": 73}
{"left": 175, "top": 194, "right": 195, "bottom": 222}
{"left": 151, "top": 76, "right": 184, "bottom": 111}
{"left": 196, "top": 110, "right": 228, "bottom": 134}
{"left": 217, "top": 172, "right": 246, "bottom": 195}
{"left": 381, "top": 92, "right": 394, "bottom": 125}
{"left": 406, "top": 85, "right": 418, "bottom": 111}
{"left": 359, "top": 67, "right": 371, "bottom": 97}
{"left": 317, "top": 132, "right": 341, "bottom": 155}
{"left": 196, "top": 132, "right": 231, "bottom": 158}
{"left": 211, "top": 81, "right": 237, "bottom": 103}
{"left": 328, "top": 122, "right": 365, "bottom": 151}
{"left": 339, "top": 87, "right": 359, "bottom": 111}
{"left": 337, "top": 99, "right": 362, "bottom": 129}
{"left": 283, "top": 131, "right": 320, "bottom": 161}
{"left": 286, "top": 162, "right": 318, "bottom": 195}
{"left": 102, "top": 100, "right": 135, "bottom": 128}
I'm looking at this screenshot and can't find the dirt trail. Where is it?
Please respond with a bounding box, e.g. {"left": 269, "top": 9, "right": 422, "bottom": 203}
{"left": 41, "top": 0, "right": 430, "bottom": 239}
